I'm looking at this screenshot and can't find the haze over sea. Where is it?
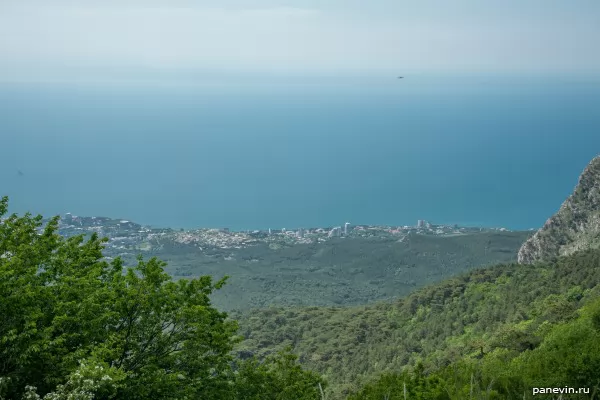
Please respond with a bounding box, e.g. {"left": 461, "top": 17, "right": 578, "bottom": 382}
{"left": 2, "top": 74, "right": 600, "bottom": 231}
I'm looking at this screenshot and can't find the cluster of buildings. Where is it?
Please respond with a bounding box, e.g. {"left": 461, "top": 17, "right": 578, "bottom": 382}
{"left": 47, "top": 213, "right": 511, "bottom": 256}
{"left": 170, "top": 229, "right": 259, "bottom": 249}
{"left": 326, "top": 222, "right": 351, "bottom": 238}
{"left": 263, "top": 222, "right": 353, "bottom": 239}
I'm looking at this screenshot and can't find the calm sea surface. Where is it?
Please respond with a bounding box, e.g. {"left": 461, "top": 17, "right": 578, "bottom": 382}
{"left": 1, "top": 75, "right": 600, "bottom": 230}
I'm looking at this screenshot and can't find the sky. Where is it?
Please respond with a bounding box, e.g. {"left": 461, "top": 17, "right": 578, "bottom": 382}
{"left": 1, "top": 0, "right": 599, "bottom": 82}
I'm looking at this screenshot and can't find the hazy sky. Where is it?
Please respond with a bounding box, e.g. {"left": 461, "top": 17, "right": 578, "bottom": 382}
{"left": 1, "top": 0, "right": 599, "bottom": 81}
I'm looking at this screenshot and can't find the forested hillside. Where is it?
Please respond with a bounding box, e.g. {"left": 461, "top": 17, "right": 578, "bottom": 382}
{"left": 234, "top": 250, "right": 600, "bottom": 398}
{"left": 158, "top": 230, "right": 530, "bottom": 311}
{"left": 349, "top": 294, "right": 600, "bottom": 399}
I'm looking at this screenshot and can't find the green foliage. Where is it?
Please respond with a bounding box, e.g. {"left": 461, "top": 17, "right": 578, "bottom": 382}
{"left": 348, "top": 364, "right": 450, "bottom": 400}
{"left": 348, "top": 299, "right": 600, "bottom": 399}
{"left": 234, "top": 347, "right": 326, "bottom": 400}
{"left": 236, "top": 248, "right": 600, "bottom": 398}
{"left": 512, "top": 298, "right": 600, "bottom": 392}
{"left": 19, "top": 359, "right": 126, "bottom": 400}
{"left": 0, "top": 197, "right": 323, "bottom": 399}
{"left": 155, "top": 230, "right": 530, "bottom": 311}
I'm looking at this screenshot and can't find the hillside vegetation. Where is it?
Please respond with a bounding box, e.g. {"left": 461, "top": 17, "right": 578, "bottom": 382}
{"left": 156, "top": 231, "right": 530, "bottom": 311}
{"left": 349, "top": 294, "right": 600, "bottom": 400}
{"left": 234, "top": 249, "right": 600, "bottom": 398}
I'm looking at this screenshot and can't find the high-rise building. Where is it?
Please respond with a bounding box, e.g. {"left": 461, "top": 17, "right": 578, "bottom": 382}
{"left": 328, "top": 226, "right": 342, "bottom": 237}
{"left": 297, "top": 228, "right": 305, "bottom": 238}
{"left": 417, "top": 220, "right": 425, "bottom": 228}
{"left": 268, "top": 228, "right": 272, "bottom": 236}
{"left": 344, "top": 222, "right": 350, "bottom": 235}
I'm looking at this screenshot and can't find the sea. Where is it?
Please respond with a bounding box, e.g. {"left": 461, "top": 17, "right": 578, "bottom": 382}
{"left": 1, "top": 73, "right": 600, "bottom": 231}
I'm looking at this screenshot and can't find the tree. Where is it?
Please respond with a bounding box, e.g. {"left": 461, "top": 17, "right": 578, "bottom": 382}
{"left": 0, "top": 196, "right": 238, "bottom": 399}
{"left": 347, "top": 364, "right": 449, "bottom": 400}
{"left": 514, "top": 298, "right": 600, "bottom": 392}
{"left": 234, "top": 347, "right": 326, "bottom": 400}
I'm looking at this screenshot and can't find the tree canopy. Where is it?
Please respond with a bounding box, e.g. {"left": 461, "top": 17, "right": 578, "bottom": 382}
{"left": 0, "top": 196, "right": 325, "bottom": 399}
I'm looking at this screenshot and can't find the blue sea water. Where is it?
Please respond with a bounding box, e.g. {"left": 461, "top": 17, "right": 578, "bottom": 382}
{"left": 1, "top": 74, "right": 600, "bottom": 231}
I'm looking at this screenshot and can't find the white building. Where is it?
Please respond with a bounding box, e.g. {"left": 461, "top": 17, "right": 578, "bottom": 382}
{"left": 328, "top": 226, "right": 342, "bottom": 237}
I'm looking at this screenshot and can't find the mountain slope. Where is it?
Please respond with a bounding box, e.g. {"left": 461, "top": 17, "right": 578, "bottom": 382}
{"left": 160, "top": 231, "right": 530, "bottom": 311}
{"left": 234, "top": 249, "right": 600, "bottom": 398}
{"left": 518, "top": 155, "right": 600, "bottom": 264}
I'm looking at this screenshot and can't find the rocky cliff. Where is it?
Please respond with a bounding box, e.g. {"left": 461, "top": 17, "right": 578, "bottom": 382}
{"left": 518, "top": 155, "right": 600, "bottom": 264}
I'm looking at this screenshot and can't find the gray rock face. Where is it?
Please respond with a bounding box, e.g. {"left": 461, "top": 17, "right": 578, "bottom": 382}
{"left": 518, "top": 155, "right": 600, "bottom": 264}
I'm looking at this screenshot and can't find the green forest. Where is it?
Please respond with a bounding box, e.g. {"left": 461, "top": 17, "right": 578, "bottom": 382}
{"left": 235, "top": 249, "right": 600, "bottom": 398}
{"left": 150, "top": 229, "right": 530, "bottom": 311}
{"left": 2, "top": 195, "right": 599, "bottom": 399}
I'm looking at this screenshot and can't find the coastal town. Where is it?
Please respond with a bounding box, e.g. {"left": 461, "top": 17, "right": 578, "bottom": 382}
{"left": 48, "top": 213, "right": 512, "bottom": 258}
